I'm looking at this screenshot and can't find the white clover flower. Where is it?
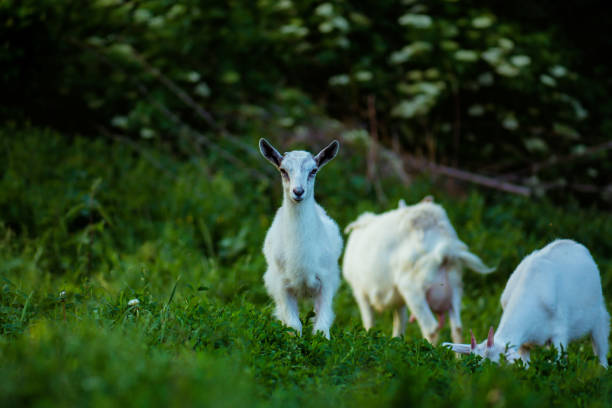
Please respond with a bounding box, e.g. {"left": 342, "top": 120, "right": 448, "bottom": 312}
{"left": 134, "top": 9, "right": 152, "bottom": 23}
{"left": 502, "top": 115, "right": 519, "bottom": 130}
{"left": 524, "top": 138, "right": 548, "bottom": 153}
{"left": 510, "top": 55, "right": 531, "bottom": 68}
{"left": 148, "top": 16, "right": 165, "bottom": 29}
{"left": 482, "top": 47, "right": 503, "bottom": 65}
{"left": 335, "top": 36, "right": 350, "bottom": 49}
{"left": 315, "top": 3, "right": 334, "bottom": 18}
{"left": 194, "top": 82, "right": 211, "bottom": 98}
{"left": 186, "top": 71, "right": 201, "bottom": 83}
{"left": 496, "top": 63, "right": 519, "bottom": 77}
{"left": 468, "top": 105, "right": 485, "bottom": 116}
{"left": 279, "top": 24, "right": 309, "bottom": 38}
{"left": 275, "top": 0, "right": 293, "bottom": 10}
{"left": 454, "top": 49, "right": 479, "bottom": 62}
{"left": 140, "top": 128, "right": 155, "bottom": 139}
{"left": 424, "top": 68, "right": 440, "bottom": 79}
{"left": 472, "top": 16, "right": 493, "bottom": 29}
{"left": 477, "top": 72, "right": 494, "bottom": 86}
{"left": 550, "top": 65, "right": 567, "bottom": 77}
{"left": 540, "top": 74, "right": 557, "bottom": 87}
{"left": 398, "top": 13, "right": 432, "bottom": 29}
{"left": 332, "top": 16, "right": 350, "bottom": 32}
{"left": 59, "top": 291, "right": 67, "bottom": 299}
{"left": 328, "top": 74, "right": 350, "bottom": 86}
{"left": 354, "top": 71, "right": 373, "bottom": 82}
{"left": 318, "top": 21, "right": 334, "bottom": 33}
{"left": 341, "top": 129, "right": 369, "bottom": 143}
{"left": 389, "top": 42, "right": 432, "bottom": 64}
{"left": 441, "top": 40, "right": 459, "bottom": 51}
{"left": 498, "top": 38, "right": 514, "bottom": 51}
{"left": 111, "top": 116, "right": 128, "bottom": 129}
{"left": 128, "top": 298, "right": 140, "bottom": 307}
{"left": 278, "top": 117, "right": 295, "bottom": 128}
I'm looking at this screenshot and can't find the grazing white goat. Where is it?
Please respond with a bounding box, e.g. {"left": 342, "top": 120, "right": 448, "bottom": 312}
{"left": 444, "top": 239, "right": 610, "bottom": 368}
{"left": 259, "top": 138, "right": 342, "bottom": 339}
{"left": 343, "top": 196, "right": 493, "bottom": 344}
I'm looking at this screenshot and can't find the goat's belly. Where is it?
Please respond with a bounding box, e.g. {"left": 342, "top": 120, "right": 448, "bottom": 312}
{"left": 369, "top": 288, "right": 404, "bottom": 312}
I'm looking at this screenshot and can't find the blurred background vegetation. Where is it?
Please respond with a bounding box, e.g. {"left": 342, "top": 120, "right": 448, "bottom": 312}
{"left": 2, "top": 1, "right": 612, "bottom": 406}
{"left": 1, "top": 0, "right": 611, "bottom": 203}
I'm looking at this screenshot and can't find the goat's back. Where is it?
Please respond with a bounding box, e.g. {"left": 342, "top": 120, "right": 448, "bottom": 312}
{"left": 343, "top": 202, "right": 459, "bottom": 295}
{"left": 500, "top": 239, "right": 607, "bottom": 340}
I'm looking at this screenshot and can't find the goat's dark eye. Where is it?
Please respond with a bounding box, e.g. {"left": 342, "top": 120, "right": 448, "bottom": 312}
{"left": 280, "top": 169, "right": 289, "bottom": 179}
{"left": 309, "top": 169, "right": 318, "bottom": 178}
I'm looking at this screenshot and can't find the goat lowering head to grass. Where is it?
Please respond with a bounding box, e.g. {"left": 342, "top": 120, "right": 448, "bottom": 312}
{"left": 444, "top": 239, "right": 610, "bottom": 368}
{"left": 259, "top": 138, "right": 342, "bottom": 339}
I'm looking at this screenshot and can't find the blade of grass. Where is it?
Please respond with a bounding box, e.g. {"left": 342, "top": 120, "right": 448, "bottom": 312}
{"left": 20, "top": 291, "right": 33, "bottom": 325}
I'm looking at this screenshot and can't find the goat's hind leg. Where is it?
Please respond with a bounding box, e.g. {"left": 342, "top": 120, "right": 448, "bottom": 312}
{"left": 591, "top": 315, "right": 609, "bottom": 368}
{"left": 448, "top": 273, "right": 463, "bottom": 343}
{"left": 392, "top": 306, "right": 407, "bottom": 337}
{"left": 397, "top": 278, "right": 439, "bottom": 344}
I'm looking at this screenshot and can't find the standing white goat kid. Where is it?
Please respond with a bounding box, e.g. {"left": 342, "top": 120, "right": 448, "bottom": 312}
{"left": 259, "top": 138, "right": 342, "bottom": 339}
{"left": 343, "top": 197, "right": 493, "bottom": 344}
{"left": 444, "top": 239, "right": 610, "bottom": 368}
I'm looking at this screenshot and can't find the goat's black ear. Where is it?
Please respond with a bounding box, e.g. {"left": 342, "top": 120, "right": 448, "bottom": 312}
{"left": 314, "top": 140, "right": 339, "bottom": 168}
{"left": 259, "top": 138, "right": 283, "bottom": 168}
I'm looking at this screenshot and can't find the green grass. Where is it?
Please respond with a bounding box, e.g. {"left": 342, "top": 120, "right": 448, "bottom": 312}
{"left": 1, "top": 127, "right": 612, "bottom": 407}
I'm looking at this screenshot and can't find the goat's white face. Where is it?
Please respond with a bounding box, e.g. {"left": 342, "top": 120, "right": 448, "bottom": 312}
{"left": 443, "top": 327, "right": 518, "bottom": 364}
{"left": 259, "top": 139, "right": 339, "bottom": 204}
{"left": 278, "top": 151, "right": 318, "bottom": 203}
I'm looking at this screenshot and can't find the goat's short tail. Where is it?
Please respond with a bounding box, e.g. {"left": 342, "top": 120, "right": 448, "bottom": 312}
{"left": 415, "top": 240, "right": 495, "bottom": 277}
{"left": 456, "top": 246, "right": 495, "bottom": 274}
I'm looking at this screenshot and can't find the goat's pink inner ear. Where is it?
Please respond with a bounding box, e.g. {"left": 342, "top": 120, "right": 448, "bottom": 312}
{"left": 470, "top": 329, "right": 476, "bottom": 350}
{"left": 487, "top": 326, "right": 495, "bottom": 348}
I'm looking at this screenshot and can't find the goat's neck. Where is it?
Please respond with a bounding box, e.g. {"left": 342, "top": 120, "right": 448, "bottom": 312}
{"left": 281, "top": 194, "right": 320, "bottom": 236}
{"left": 494, "top": 309, "right": 530, "bottom": 351}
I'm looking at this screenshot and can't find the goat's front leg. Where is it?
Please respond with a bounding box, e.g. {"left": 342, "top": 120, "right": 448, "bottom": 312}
{"left": 264, "top": 267, "right": 302, "bottom": 335}
{"left": 518, "top": 347, "right": 531, "bottom": 366}
{"left": 353, "top": 290, "right": 375, "bottom": 332}
{"left": 397, "top": 278, "right": 439, "bottom": 344}
{"left": 275, "top": 289, "right": 302, "bottom": 335}
{"left": 392, "top": 306, "right": 407, "bottom": 337}
{"left": 313, "top": 274, "right": 339, "bottom": 339}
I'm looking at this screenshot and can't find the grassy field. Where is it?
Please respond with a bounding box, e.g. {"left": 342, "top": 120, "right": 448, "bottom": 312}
{"left": 1, "top": 128, "right": 612, "bottom": 407}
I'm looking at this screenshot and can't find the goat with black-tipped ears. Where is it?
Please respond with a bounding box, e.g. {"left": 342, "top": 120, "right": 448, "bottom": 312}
{"left": 445, "top": 239, "right": 610, "bottom": 368}
{"left": 259, "top": 138, "right": 342, "bottom": 339}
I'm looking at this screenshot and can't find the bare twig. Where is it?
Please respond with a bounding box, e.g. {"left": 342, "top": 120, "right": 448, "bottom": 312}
{"left": 408, "top": 156, "right": 532, "bottom": 196}
{"left": 130, "top": 50, "right": 260, "bottom": 158}
{"left": 369, "top": 140, "right": 532, "bottom": 196}
{"left": 70, "top": 39, "right": 269, "bottom": 180}
{"left": 502, "top": 140, "right": 612, "bottom": 180}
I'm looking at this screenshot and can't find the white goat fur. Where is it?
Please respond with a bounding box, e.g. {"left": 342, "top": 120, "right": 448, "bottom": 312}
{"left": 445, "top": 239, "right": 610, "bottom": 368}
{"left": 343, "top": 197, "right": 493, "bottom": 344}
{"left": 259, "top": 139, "right": 342, "bottom": 339}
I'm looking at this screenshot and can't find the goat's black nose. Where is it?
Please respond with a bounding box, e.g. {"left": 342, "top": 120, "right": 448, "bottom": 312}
{"left": 293, "top": 187, "right": 304, "bottom": 197}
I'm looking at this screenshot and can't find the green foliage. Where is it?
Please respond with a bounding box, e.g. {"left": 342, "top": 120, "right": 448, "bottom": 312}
{"left": 1, "top": 0, "right": 610, "bottom": 201}
{"left": 1, "top": 128, "right": 612, "bottom": 406}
